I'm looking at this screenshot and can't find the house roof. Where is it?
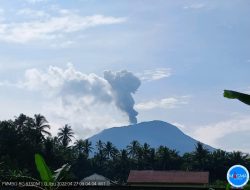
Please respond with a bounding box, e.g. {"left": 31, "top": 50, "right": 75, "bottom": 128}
{"left": 127, "top": 170, "right": 209, "bottom": 184}
{"left": 81, "top": 173, "right": 111, "bottom": 182}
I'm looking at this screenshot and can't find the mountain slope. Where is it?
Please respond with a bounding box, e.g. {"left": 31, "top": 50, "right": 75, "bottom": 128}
{"left": 88, "top": 120, "right": 214, "bottom": 154}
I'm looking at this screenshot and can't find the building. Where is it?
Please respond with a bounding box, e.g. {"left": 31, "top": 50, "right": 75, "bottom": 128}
{"left": 127, "top": 170, "right": 209, "bottom": 188}
{"left": 80, "top": 173, "right": 114, "bottom": 186}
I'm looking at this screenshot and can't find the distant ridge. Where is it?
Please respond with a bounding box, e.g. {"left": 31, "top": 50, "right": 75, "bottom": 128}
{"left": 88, "top": 120, "right": 214, "bottom": 154}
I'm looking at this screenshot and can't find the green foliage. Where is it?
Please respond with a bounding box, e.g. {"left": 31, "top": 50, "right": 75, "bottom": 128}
{"left": 57, "top": 124, "right": 74, "bottom": 147}
{"left": 35, "top": 154, "right": 53, "bottom": 183}
{"left": 225, "top": 183, "right": 230, "bottom": 190}
{"left": 35, "top": 153, "right": 71, "bottom": 182}
{"left": 224, "top": 90, "right": 250, "bottom": 105}
{"left": 34, "top": 154, "right": 71, "bottom": 190}
{"left": 74, "top": 139, "right": 93, "bottom": 158}
{"left": 1, "top": 113, "right": 250, "bottom": 186}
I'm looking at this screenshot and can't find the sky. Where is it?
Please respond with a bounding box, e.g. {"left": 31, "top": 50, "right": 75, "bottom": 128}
{"left": 0, "top": 0, "right": 250, "bottom": 153}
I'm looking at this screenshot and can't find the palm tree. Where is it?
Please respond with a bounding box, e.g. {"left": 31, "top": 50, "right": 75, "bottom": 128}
{"left": 182, "top": 152, "right": 194, "bottom": 171}
{"left": 126, "top": 140, "right": 141, "bottom": 159}
{"left": 96, "top": 140, "right": 104, "bottom": 152}
{"left": 141, "top": 143, "right": 152, "bottom": 169}
{"left": 149, "top": 148, "right": 156, "bottom": 169}
{"left": 43, "top": 137, "right": 55, "bottom": 159}
{"left": 14, "top": 113, "right": 29, "bottom": 131}
{"left": 82, "top": 140, "right": 93, "bottom": 157}
{"left": 156, "top": 146, "right": 171, "bottom": 170}
{"left": 193, "top": 142, "right": 209, "bottom": 170}
{"left": 33, "top": 114, "right": 51, "bottom": 138}
{"left": 57, "top": 124, "right": 74, "bottom": 147}
{"left": 142, "top": 143, "right": 151, "bottom": 156}
{"left": 14, "top": 113, "right": 27, "bottom": 125}
{"left": 94, "top": 140, "right": 105, "bottom": 167}
{"left": 103, "top": 141, "right": 118, "bottom": 159}
{"left": 74, "top": 140, "right": 85, "bottom": 155}
{"left": 74, "top": 139, "right": 93, "bottom": 157}
{"left": 168, "top": 149, "right": 181, "bottom": 170}
{"left": 115, "top": 149, "right": 130, "bottom": 183}
{"left": 228, "top": 151, "right": 249, "bottom": 165}
{"left": 209, "top": 149, "right": 229, "bottom": 181}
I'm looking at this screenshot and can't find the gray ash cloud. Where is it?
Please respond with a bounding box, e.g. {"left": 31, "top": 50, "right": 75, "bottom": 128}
{"left": 104, "top": 70, "right": 141, "bottom": 124}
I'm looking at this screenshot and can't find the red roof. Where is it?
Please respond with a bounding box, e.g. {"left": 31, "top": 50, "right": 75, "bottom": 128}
{"left": 127, "top": 170, "right": 209, "bottom": 184}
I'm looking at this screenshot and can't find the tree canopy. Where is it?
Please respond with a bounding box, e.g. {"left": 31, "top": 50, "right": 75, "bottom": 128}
{"left": 1, "top": 113, "right": 249, "bottom": 186}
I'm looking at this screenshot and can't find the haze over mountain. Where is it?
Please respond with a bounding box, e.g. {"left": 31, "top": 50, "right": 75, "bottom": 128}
{"left": 88, "top": 120, "right": 215, "bottom": 154}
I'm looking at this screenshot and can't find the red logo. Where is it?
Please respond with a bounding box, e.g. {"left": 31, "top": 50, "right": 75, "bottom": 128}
{"left": 233, "top": 172, "right": 237, "bottom": 179}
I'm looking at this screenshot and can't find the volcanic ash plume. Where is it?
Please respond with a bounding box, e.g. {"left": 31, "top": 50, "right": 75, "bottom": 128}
{"left": 20, "top": 65, "right": 141, "bottom": 125}
{"left": 104, "top": 70, "right": 141, "bottom": 124}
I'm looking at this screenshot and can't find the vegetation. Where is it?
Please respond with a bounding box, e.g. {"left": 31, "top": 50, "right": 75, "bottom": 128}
{"left": 224, "top": 90, "right": 250, "bottom": 106}
{"left": 0, "top": 114, "right": 249, "bottom": 186}
{"left": 34, "top": 153, "right": 71, "bottom": 190}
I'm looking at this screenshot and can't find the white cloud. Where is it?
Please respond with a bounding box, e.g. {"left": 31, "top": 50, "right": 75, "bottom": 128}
{"left": 183, "top": 3, "right": 206, "bottom": 10}
{"left": 50, "top": 40, "right": 75, "bottom": 49}
{"left": 0, "top": 64, "right": 142, "bottom": 138}
{"left": 44, "top": 96, "right": 128, "bottom": 139}
{"left": 246, "top": 88, "right": 250, "bottom": 94}
{"left": 192, "top": 116, "right": 250, "bottom": 151}
{"left": 137, "top": 68, "right": 172, "bottom": 82}
{"left": 17, "top": 8, "right": 50, "bottom": 18}
{"left": 0, "top": 11, "right": 126, "bottom": 43}
{"left": 135, "top": 96, "right": 188, "bottom": 110}
{"left": 172, "top": 122, "right": 186, "bottom": 130}
{"left": 20, "top": 64, "right": 114, "bottom": 102}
